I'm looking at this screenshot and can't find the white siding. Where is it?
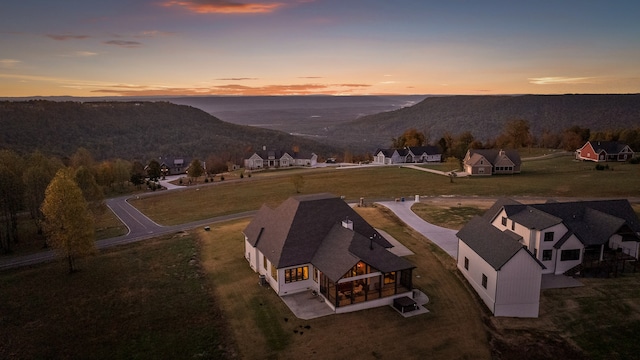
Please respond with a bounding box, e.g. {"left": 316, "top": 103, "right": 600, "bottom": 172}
{"left": 609, "top": 234, "right": 639, "bottom": 258}
{"left": 279, "top": 264, "right": 315, "bottom": 295}
{"left": 457, "top": 241, "right": 498, "bottom": 314}
{"left": 494, "top": 250, "right": 542, "bottom": 317}
{"left": 244, "top": 238, "right": 258, "bottom": 271}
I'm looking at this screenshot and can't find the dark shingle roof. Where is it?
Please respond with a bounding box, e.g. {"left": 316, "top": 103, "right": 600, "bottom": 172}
{"left": 506, "top": 205, "right": 564, "bottom": 230}
{"left": 457, "top": 217, "right": 541, "bottom": 270}
{"left": 467, "top": 149, "right": 522, "bottom": 166}
{"left": 527, "top": 200, "right": 640, "bottom": 246}
{"left": 482, "top": 198, "right": 523, "bottom": 222}
{"left": 243, "top": 193, "right": 393, "bottom": 268}
{"left": 589, "top": 141, "right": 632, "bottom": 154}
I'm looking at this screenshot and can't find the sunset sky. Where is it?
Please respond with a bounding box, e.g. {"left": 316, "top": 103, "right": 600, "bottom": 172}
{"left": 1, "top": 0, "right": 639, "bottom": 97}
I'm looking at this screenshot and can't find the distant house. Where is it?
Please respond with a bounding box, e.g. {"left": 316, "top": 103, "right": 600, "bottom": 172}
{"left": 373, "top": 146, "right": 442, "bottom": 165}
{"left": 457, "top": 198, "right": 640, "bottom": 317}
{"left": 576, "top": 141, "right": 634, "bottom": 162}
{"left": 243, "top": 193, "right": 416, "bottom": 315}
{"left": 244, "top": 148, "right": 317, "bottom": 169}
{"left": 463, "top": 149, "right": 521, "bottom": 176}
{"left": 145, "top": 156, "right": 191, "bottom": 176}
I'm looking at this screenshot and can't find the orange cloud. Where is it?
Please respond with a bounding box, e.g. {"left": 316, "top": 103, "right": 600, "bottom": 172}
{"left": 91, "top": 82, "right": 371, "bottom": 96}
{"left": 162, "top": 0, "right": 285, "bottom": 14}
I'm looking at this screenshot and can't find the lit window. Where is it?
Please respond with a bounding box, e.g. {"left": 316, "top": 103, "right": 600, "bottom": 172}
{"left": 284, "top": 266, "right": 309, "bottom": 283}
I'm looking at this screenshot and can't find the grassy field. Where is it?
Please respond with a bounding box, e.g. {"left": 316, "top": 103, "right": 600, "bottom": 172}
{"left": 132, "top": 156, "right": 640, "bottom": 226}
{"left": 3, "top": 202, "right": 640, "bottom": 359}
{"left": 7, "top": 208, "right": 128, "bottom": 257}
{"left": 0, "top": 232, "right": 234, "bottom": 359}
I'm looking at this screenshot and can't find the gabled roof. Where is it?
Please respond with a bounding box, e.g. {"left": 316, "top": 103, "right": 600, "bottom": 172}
{"left": 482, "top": 198, "right": 523, "bottom": 221}
{"left": 243, "top": 193, "right": 393, "bottom": 268}
{"left": 311, "top": 224, "right": 414, "bottom": 282}
{"left": 457, "top": 217, "right": 543, "bottom": 270}
{"left": 374, "top": 148, "right": 396, "bottom": 157}
{"left": 466, "top": 149, "right": 521, "bottom": 166}
{"left": 486, "top": 198, "right": 640, "bottom": 247}
{"left": 526, "top": 200, "right": 640, "bottom": 246}
{"left": 587, "top": 141, "right": 633, "bottom": 154}
{"left": 504, "top": 205, "right": 564, "bottom": 230}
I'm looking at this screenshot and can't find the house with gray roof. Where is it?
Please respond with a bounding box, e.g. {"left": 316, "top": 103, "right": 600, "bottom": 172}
{"left": 373, "top": 146, "right": 442, "bottom": 165}
{"left": 244, "top": 147, "right": 317, "bottom": 169}
{"left": 457, "top": 198, "right": 640, "bottom": 317}
{"left": 243, "top": 193, "right": 416, "bottom": 314}
{"left": 576, "top": 141, "right": 634, "bottom": 162}
{"left": 463, "top": 149, "right": 521, "bottom": 176}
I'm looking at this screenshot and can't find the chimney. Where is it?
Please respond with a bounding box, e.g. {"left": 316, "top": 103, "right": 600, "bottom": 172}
{"left": 342, "top": 218, "right": 353, "bottom": 230}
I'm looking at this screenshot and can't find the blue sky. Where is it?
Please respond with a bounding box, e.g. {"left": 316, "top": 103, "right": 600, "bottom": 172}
{"left": 1, "top": 0, "right": 639, "bottom": 96}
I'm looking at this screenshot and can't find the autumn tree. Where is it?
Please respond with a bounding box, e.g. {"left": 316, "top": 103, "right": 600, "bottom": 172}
{"left": 74, "top": 166, "right": 105, "bottom": 212}
{"left": 112, "top": 159, "right": 131, "bottom": 189}
{"left": 392, "top": 128, "right": 426, "bottom": 148}
{"left": 41, "top": 169, "right": 95, "bottom": 273}
{"left": 188, "top": 159, "right": 204, "bottom": 183}
{"left": 561, "top": 126, "right": 590, "bottom": 151}
{"left": 22, "top": 152, "right": 61, "bottom": 241}
{"left": 496, "top": 119, "right": 532, "bottom": 149}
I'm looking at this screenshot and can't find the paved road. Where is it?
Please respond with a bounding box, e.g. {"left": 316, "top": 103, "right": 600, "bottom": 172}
{"left": 0, "top": 193, "right": 255, "bottom": 271}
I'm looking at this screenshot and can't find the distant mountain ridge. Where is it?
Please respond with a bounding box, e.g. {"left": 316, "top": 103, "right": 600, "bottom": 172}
{"left": 0, "top": 100, "right": 342, "bottom": 161}
{"left": 325, "top": 94, "right": 640, "bottom": 150}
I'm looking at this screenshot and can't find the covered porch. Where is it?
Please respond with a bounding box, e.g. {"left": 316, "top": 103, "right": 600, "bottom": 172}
{"left": 319, "top": 262, "right": 413, "bottom": 308}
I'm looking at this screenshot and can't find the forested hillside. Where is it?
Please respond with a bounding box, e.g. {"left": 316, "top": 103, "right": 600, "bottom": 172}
{"left": 0, "top": 101, "right": 342, "bottom": 161}
{"left": 326, "top": 94, "right": 640, "bottom": 149}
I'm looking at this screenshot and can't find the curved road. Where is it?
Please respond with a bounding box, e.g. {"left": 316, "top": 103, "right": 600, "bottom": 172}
{"left": 0, "top": 192, "right": 255, "bottom": 270}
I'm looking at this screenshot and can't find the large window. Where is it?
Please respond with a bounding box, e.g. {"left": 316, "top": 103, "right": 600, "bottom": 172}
{"left": 481, "top": 274, "right": 488, "bottom": 289}
{"left": 542, "top": 250, "right": 553, "bottom": 261}
{"left": 544, "top": 232, "right": 554, "bottom": 242}
{"left": 561, "top": 249, "right": 581, "bottom": 261}
{"left": 284, "top": 266, "right": 309, "bottom": 283}
{"left": 384, "top": 272, "right": 396, "bottom": 284}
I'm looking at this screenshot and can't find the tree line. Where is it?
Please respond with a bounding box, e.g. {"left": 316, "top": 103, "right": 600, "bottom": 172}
{"left": 389, "top": 120, "right": 640, "bottom": 161}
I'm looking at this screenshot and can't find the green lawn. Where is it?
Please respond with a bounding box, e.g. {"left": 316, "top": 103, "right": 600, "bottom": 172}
{"left": 132, "top": 156, "right": 640, "bottom": 225}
